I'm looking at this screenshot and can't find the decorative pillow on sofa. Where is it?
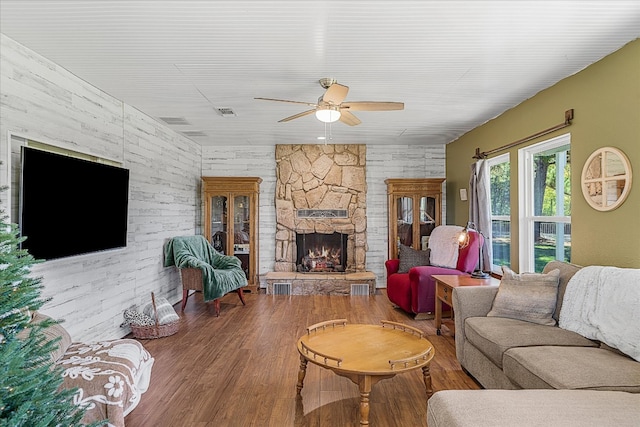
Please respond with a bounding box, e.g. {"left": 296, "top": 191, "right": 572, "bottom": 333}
{"left": 143, "top": 297, "right": 179, "bottom": 325}
{"left": 487, "top": 266, "right": 560, "bottom": 326}
{"left": 398, "top": 245, "right": 431, "bottom": 273}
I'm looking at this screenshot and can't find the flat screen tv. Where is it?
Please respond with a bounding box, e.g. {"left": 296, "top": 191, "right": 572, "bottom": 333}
{"left": 19, "top": 146, "right": 130, "bottom": 260}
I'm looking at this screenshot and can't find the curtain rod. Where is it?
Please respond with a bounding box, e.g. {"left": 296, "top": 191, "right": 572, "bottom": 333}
{"left": 472, "top": 109, "right": 574, "bottom": 159}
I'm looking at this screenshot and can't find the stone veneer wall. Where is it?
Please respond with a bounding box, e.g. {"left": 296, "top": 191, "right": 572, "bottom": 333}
{"left": 274, "top": 144, "right": 367, "bottom": 273}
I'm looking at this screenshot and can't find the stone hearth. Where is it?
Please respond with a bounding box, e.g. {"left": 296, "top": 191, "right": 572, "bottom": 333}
{"left": 265, "top": 271, "right": 376, "bottom": 295}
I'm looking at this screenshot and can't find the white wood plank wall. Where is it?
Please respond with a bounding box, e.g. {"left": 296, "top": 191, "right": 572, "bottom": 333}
{"left": 1, "top": 34, "right": 202, "bottom": 342}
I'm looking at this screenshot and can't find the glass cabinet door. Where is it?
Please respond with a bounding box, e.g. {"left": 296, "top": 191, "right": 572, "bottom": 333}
{"left": 210, "top": 195, "right": 228, "bottom": 254}
{"left": 396, "top": 196, "right": 413, "bottom": 248}
{"left": 419, "top": 196, "right": 437, "bottom": 249}
{"left": 233, "top": 195, "right": 251, "bottom": 279}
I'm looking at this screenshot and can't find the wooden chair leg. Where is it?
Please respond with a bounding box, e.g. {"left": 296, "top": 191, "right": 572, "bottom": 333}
{"left": 214, "top": 298, "right": 221, "bottom": 317}
{"left": 181, "top": 288, "right": 190, "bottom": 311}
{"left": 237, "top": 288, "right": 246, "bottom": 306}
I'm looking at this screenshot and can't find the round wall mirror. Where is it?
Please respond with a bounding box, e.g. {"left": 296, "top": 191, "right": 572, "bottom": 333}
{"left": 581, "top": 147, "right": 632, "bottom": 211}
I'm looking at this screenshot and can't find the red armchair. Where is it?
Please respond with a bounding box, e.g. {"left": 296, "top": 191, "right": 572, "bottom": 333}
{"left": 385, "top": 228, "right": 483, "bottom": 317}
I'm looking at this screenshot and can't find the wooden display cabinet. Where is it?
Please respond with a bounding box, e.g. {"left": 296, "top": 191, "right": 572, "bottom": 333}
{"left": 202, "top": 177, "right": 262, "bottom": 286}
{"left": 385, "top": 178, "right": 445, "bottom": 260}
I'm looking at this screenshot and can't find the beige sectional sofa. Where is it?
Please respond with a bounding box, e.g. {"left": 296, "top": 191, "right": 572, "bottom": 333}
{"left": 452, "top": 260, "right": 640, "bottom": 391}
{"left": 426, "top": 260, "right": 640, "bottom": 426}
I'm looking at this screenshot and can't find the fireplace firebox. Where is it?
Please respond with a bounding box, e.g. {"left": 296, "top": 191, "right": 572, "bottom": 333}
{"left": 296, "top": 232, "right": 347, "bottom": 273}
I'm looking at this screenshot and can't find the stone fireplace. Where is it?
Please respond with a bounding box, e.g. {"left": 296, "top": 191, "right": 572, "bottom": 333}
{"left": 273, "top": 144, "right": 368, "bottom": 273}
{"left": 266, "top": 144, "right": 375, "bottom": 295}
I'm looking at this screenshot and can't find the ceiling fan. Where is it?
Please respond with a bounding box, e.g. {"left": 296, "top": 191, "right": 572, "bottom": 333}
{"left": 255, "top": 78, "right": 404, "bottom": 126}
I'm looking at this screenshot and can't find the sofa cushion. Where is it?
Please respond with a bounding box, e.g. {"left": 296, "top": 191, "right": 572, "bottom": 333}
{"left": 397, "top": 244, "right": 430, "bottom": 273}
{"left": 465, "top": 316, "right": 598, "bottom": 368}
{"left": 427, "top": 389, "right": 640, "bottom": 427}
{"left": 503, "top": 346, "right": 640, "bottom": 392}
{"left": 487, "top": 267, "right": 560, "bottom": 325}
{"left": 542, "top": 260, "right": 582, "bottom": 321}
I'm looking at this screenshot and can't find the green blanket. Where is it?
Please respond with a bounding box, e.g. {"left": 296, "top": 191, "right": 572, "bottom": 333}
{"left": 164, "top": 235, "right": 247, "bottom": 301}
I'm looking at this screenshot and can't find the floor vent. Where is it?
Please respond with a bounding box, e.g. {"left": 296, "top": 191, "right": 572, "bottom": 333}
{"left": 351, "top": 284, "right": 370, "bottom": 296}
{"left": 272, "top": 283, "right": 291, "bottom": 295}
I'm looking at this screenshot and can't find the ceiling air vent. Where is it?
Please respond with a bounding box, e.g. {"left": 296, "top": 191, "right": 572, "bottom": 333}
{"left": 181, "top": 130, "right": 208, "bottom": 138}
{"left": 216, "top": 107, "right": 236, "bottom": 117}
{"left": 159, "top": 117, "right": 190, "bottom": 125}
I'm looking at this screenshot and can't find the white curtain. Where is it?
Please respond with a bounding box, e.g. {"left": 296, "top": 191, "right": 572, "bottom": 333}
{"left": 469, "top": 160, "right": 492, "bottom": 271}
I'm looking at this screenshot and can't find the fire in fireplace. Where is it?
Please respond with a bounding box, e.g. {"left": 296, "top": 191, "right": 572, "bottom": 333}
{"left": 296, "top": 232, "right": 348, "bottom": 273}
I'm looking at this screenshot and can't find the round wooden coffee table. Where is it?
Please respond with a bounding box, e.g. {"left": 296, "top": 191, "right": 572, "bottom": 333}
{"left": 296, "top": 319, "right": 434, "bottom": 426}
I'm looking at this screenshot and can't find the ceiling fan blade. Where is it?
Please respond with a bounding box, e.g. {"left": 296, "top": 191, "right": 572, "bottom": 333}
{"left": 341, "top": 101, "right": 404, "bottom": 111}
{"left": 339, "top": 110, "right": 361, "bottom": 126}
{"left": 255, "top": 97, "right": 318, "bottom": 107}
{"left": 322, "top": 83, "right": 349, "bottom": 105}
{"left": 278, "top": 109, "right": 316, "bottom": 122}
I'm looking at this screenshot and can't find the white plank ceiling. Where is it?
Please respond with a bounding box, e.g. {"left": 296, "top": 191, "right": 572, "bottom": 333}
{"left": 1, "top": 1, "right": 639, "bottom": 146}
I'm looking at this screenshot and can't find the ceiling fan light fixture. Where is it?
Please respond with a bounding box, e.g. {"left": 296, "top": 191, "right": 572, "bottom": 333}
{"left": 256, "top": 80, "right": 402, "bottom": 126}
{"left": 315, "top": 106, "right": 341, "bottom": 123}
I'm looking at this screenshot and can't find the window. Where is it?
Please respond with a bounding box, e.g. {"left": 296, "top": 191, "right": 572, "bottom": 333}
{"left": 518, "top": 134, "right": 571, "bottom": 272}
{"left": 488, "top": 153, "right": 510, "bottom": 270}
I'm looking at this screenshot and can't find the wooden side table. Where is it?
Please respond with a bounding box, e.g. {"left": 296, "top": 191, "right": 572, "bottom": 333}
{"left": 432, "top": 274, "right": 501, "bottom": 336}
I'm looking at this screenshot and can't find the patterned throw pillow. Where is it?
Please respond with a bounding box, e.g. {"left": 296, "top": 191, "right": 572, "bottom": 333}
{"left": 398, "top": 245, "right": 431, "bottom": 273}
{"left": 122, "top": 309, "right": 155, "bottom": 327}
{"left": 487, "top": 266, "right": 560, "bottom": 326}
{"left": 143, "top": 297, "right": 179, "bottom": 325}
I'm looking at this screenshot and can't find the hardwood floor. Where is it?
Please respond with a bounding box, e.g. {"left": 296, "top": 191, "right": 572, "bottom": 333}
{"left": 125, "top": 289, "right": 480, "bottom": 427}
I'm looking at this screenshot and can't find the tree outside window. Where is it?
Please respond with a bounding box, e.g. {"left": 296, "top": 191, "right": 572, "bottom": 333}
{"left": 519, "top": 134, "right": 571, "bottom": 272}
{"left": 532, "top": 146, "right": 571, "bottom": 272}
{"left": 489, "top": 154, "right": 511, "bottom": 270}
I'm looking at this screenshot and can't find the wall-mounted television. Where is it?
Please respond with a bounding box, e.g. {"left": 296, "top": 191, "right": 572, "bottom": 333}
{"left": 19, "top": 146, "right": 130, "bottom": 260}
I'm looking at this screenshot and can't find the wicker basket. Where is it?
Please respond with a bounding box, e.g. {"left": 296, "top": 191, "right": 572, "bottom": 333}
{"left": 130, "top": 292, "right": 179, "bottom": 339}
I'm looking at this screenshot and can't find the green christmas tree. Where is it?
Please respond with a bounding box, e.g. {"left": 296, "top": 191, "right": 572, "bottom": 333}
{"left": 0, "top": 181, "right": 90, "bottom": 426}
